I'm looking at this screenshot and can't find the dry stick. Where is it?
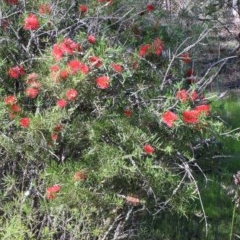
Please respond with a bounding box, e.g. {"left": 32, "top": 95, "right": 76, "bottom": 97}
{"left": 152, "top": 171, "right": 187, "bottom": 216}
{"left": 180, "top": 160, "right": 208, "bottom": 236}
{"left": 160, "top": 28, "right": 211, "bottom": 91}
{"left": 197, "top": 39, "right": 240, "bottom": 94}
{"left": 113, "top": 207, "right": 133, "bottom": 240}
{"left": 101, "top": 213, "right": 124, "bottom": 240}
{"left": 197, "top": 56, "right": 237, "bottom": 94}
{"left": 220, "top": 127, "right": 240, "bottom": 136}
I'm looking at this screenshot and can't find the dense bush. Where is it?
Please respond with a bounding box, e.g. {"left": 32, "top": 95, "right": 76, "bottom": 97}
{"left": 0, "top": 0, "right": 238, "bottom": 239}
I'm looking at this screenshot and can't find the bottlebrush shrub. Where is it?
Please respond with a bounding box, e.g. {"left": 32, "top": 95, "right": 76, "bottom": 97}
{"left": 0, "top": 1, "right": 235, "bottom": 239}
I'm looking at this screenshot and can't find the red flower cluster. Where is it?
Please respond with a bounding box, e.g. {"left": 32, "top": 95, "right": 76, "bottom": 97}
{"left": 146, "top": 4, "right": 154, "bottom": 12}
{"left": 139, "top": 44, "right": 151, "bottom": 57}
{"left": 195, "top": 104, "right": 210, "bottom": 116}
{"left": 177, "top": 89, "right": 198, "bottom": 102}
{"left": 51, "top": 124, "right": 63, "bottom": 142}
{"left": 144, "top": 144, "right": 155, "bottom": 154}
{"left": 153, "top": 38, "right": 164, "bottom": 56}
{"left": 185, "top": 69, "right": 196, "bottom": 84}
{"left": 162, "top": 111, "right": 178, "bottom": 128}
{"left": 25, "top": 88, "right": 39, "bottom": 98}
{"left": 23, "top": 14, "right": 39, "bottom": 31}
{"left": 4, "top": 0, "right": 18, "bottom": 4}
{"left": 111, "top": 63, "right": 123, "bottom": 73}
{"left": 89, "top": 56, "right": 103, "bottom": 68}
{"left": 87, "top": 35, "right": 96, "bottom": 44}
{"left": 4, "top": 95, "right": 21, "bottom": 118}
{"left": 67, "top": 59, "right": 89, "bottom": 75}
{"left": 96, "top": 76, "right": 110, "bottom": 89}
{"left": 10, "top": 104, "right": 21, "bottom": 114}
{"left": 52, "top": 38, "right": 80, "bottom": 61}
{"left": 79, "top": 5, "right": 88, "bottom": 14}
{"left": 181, "top": 52, "right": 191, "bottom": 63}
{"left": 25, "top": 73, "right": 41, "bottom": 98}
{"left": 46, "top": 185, "right": 61, "bottom": 200}
{"left": 183, "top": 110, "right": 199, "bottom": 124}
{"left": 66, "top": 89, "right": 78, "bottom": 101}
{"left": 124, "top": 109, "right": 132, "bottom": 117}
{"left": 5, "top": 95, "right": 17, "bottom": 106}
{"left": 8, "top": 65, "right": 25, "bottom": 79}
{"left": 20, "top": 117, "right": 30, "bottom": 128}
{"left": 139, "top": 38, "right": 164, "bottom": 57}
{"left": 183, "top": 104, "right": 210, "bottom": 124}
{"left": 60, "top": 69, "right": 69, "bottom": 80}
{"left": 56, "top": 99, "right": 67, "bottom": 108}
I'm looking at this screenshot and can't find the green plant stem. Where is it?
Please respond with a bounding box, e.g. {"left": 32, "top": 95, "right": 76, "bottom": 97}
{"left": 230, "top": 203, "right": 236, "bottom": 240}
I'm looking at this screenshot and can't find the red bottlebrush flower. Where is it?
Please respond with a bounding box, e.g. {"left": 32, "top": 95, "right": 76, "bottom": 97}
{"left": 87, "top": 35, "right": 96, "bottom": 44}
{"left": 52, "top": 44, "right": 64, "bottom": 61}
{"left": 8, "top": 67, "right": 19, "bottom": 79}
{"left": 5, "top": 95, "right": 17, "bottom": 105}
{"left": 4, "top": 0, "right": 18, "bottom": 5}
{"left": 23, "top": 14, "right": 39, "bottom": 31}
{"left": 186, "top": 69, "right": 195, "bottom": 77}
{"left": 185, "top": 69, "right": 196, "bottom": 84}
{"left": 146, "top": 4, "right": 154, "bottom": 12}
{"left": 39, "top": 4, "right": 51, "bottom": 15}
{"left": 181, "top": 52, "right": 191, "bottom": 64}
{"left": 162, "top": 111, "right": 178, "bottom": 128}
{"left": 195, "top": 104, "right": 210, "bottom": 116}
{"left": 10, "top": 104, "right": 21, "bottom": 113}
{"left": 53, "top": 124, "right": 63, "bottom": 132}
{"left": 126, "top": 196, "right": 141, "bottom": 206}
{"left": 46, "top": 184, "right": 61, "bottom": 200}
{"left": 73, "top": 171, "right": 88, "bottom": 182}
{"left": 111, "top": 63, "right": 123, "bottom": 73}
{"left": 144, "top": 144, "right": 155, "bottom": 154}
{"left": 80, "top": 64, "right": 89, "bottom": 74}
{"left": 60, "top": 69, "right": 69, "bottom": 80}
{"left": 61, "top": 38, "right": 78, "bottom": 55}
{"left": 139, "top": 44, "right": 151, "bottom": 57}
{"left": 57, "top": 99, "right": 67, "bottom": 108}
{"left": 8, "top": 66, "right": 25, "bottom": 79}
{"left": 25, "top": 87, "right": 39, "bottom": 98}
{"left": 79, "top": 5, "right": 88, "bottom": 13}
{"left": 124, "top": 109, "right": 132, "bottom": 117}
{"left": 177, "top": 89, "right": 188, "bottom": 102}
{"left": 189, "top": 91, "right": 198, "bottom": 101}
{"left": 183, "top": 110, "right": 199, "bottom": 124}
{"left": 153, "top": 38, "right": 163, "bottom": 55}
{"left": 96, "top": 76, "right": 110, "bottom": 89}
{"left": 20, "top": 117, "right": 30, "bottom": 128}
{"left": 66, "top": 89, "right": 78, "bottom": 101}
{"left": 89, "top": 56, "right": 103, "bottom": 68}
{"left": 50, "top": 65, "right": 60, "bottom": 72}
{"left": 51, "top": 133, "right": 58, "bottom": 141}
{"left": 67, "top": 59, "right": 82, "bottom": 74}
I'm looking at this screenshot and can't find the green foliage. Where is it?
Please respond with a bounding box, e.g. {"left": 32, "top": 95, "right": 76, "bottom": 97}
{"left": 0, "top": 0, "right": 238, "bottom": 239}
